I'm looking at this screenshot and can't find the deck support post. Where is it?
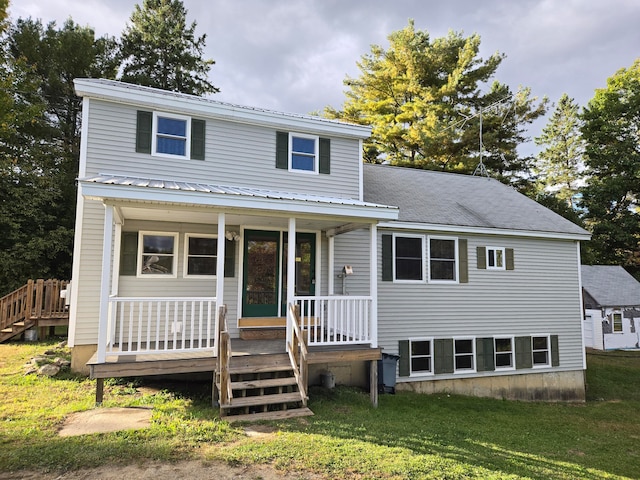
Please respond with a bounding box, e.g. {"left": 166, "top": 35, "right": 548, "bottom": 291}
{"left": 95, "top": 378, "right": 104, "bottom": 405}
{"left": 370, "top": 359, "right": 378, "bottom": 407}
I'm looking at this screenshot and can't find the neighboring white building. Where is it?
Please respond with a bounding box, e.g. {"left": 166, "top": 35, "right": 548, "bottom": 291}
{"left": 582, "top": 265, "right": 640, "bottom": 350}
{"left": 68, "top": 79, "right": 591, "bottom": 414}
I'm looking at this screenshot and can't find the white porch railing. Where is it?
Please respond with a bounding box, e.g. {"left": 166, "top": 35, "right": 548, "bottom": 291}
{"left": 100, "top": 296, "right": 217, "bottom": 361}
{"left": 293, "top": 295, "right": 374, "bottom": 346}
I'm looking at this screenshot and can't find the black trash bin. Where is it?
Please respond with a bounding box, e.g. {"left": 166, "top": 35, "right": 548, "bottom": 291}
{"left": 378, "top": 353, "right": 400, "bottom": 394}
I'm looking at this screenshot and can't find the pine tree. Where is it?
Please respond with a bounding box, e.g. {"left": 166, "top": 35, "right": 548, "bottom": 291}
{"left": 325, "top": 20, "right": 547, "bottom": 186}
{"left": 119, "top": 0, "right": 218, "bottom": 95}
{"left": 534, "top": 94, "right": 584, "bottom": 208}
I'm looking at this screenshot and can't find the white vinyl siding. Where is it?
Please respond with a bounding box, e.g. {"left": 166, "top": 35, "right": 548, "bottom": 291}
{"left": 84, "top": 99, "right": 361, "bottom": 199}
{"left": 375, "top": 230, "right": 585, "bottom": 375}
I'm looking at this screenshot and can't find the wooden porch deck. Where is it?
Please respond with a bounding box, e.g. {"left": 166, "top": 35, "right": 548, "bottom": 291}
{"left": 87, "top": 338, "right": 381, "bottom": 379}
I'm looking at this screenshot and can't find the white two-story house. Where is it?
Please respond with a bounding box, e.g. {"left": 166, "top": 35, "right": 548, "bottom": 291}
{"left": 69, "top": 79, "right": 589, "bottom": 420}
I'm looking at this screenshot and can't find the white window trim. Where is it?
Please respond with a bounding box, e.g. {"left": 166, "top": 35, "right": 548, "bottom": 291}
{"left": 612, "top": 311, "right": 623, "bottom": 333}
{"left": 152, "top": 111, "right": 191, "bottom": 159}
{"left": 494, "top": 336, "right": 515, "bottom": 371}
{"left": 288, "top": 132, "right": 319, "bottom": 174}
{"left": 486, "top": 246, "right": 506, "bottom": 270}
{"left": 531, "top": 334, "right": 551, "bottom": 368}
{"left": 183, "top": 233, "right": 218, "bottom": 279}
{"left": 137, "top": 231, "right": 179, "bottom": 278}
{"left": 453, "top": 336, "right": 476, "bottom": 373}
{"left": 392, "top": 233, "right": 426, "bottom": 284}
{"left": 428, "top": 235, "right": 459, "bottom": 284}
{"left": 409, "top": 337, "right": 434, "bottom": 377}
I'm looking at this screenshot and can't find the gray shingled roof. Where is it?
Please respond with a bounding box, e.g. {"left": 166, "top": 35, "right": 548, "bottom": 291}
{"left": 581, "top": 265, "right": 640, "bottom": 307}
{"left": 363, "top": 164, "right": 588, "bottom": 236}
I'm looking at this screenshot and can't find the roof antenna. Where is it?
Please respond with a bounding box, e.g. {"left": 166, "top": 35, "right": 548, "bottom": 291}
{"left": 472, "top": 105, "right": 490, "bottom": 178}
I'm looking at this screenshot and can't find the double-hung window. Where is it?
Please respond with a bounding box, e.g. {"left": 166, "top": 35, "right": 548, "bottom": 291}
{"left": 138, "top": 232, "right": 178, "bottom": 277}
{"left": 429, "top": 237, "right": 457, "bottom": 282}
{"left": 290, "top": 133, "right": 318, "bottom": 173}
{"left": 612, "top": 312, "right": 623, "bottom": 332}
{"left": 454, "top": 338, "right": 475, "bottom": 372}
{"left": 486, "top": 247, "right": 505, "bottom": 270}
{"left": 184, "top": 234, "right": 217, "bottom": 277}
{"left": 393, "top": 234, "right": 424, "bottom": 282}
{"left": 409, "top": 338, "right": 433, "bottom": 375}
{"left": 494, "top": 337, "right": 514, "bottom": 369}
{"left": 532, "top": 335, "right": 551, "bottom": 367}
{"left": 152, "top": 112, "right": 191, "bottom": 158}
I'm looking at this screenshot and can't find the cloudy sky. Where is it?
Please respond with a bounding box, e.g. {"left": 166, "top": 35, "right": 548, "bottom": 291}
{"left": 9, "top": 0, "right": 640, "bottom": 152}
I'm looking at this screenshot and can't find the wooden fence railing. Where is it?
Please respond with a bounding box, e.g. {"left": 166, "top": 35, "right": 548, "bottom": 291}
{"left": 0, "top": 279, "right": 69, "bottom": 333}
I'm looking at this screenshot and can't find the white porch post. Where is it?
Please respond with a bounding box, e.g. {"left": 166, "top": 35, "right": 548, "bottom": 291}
{"left": 97, "top": 204, "right": 114, "bottom": 363}
{"left": 370, "top": 222, "right": 378, "bottom": 348}
{"left": 215, "top": 213, "right": 226, "bottom": 335}
{"left": 286, "top": 217, "right": 296, "bottom": 345}
{"left": 328, "top": 235, "right": 335, "bottom": 295}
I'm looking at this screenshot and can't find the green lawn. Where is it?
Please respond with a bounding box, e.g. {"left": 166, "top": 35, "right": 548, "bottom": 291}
{"left": 1, "top": 340, "right": 639, "bottom": 479}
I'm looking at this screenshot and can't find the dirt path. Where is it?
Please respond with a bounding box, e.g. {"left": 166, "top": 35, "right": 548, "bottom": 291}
{"left": 0, "top": 459, "right": 323, "bottom": 480}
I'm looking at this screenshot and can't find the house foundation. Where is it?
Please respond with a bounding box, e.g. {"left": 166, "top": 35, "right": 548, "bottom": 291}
{"left": 396, "top": 370, "right": 586, "bottom": 402}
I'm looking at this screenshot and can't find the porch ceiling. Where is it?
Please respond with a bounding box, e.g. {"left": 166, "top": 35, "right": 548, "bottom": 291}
{"left": 117, "top": 203, "right": 364, "bottom": 231}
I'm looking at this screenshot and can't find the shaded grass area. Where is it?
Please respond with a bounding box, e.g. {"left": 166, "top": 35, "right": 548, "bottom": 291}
{"left": 1, "top": 342, "right": 639, "bottom": 479}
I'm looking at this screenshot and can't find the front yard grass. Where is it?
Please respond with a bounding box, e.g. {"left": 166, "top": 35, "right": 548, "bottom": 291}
{"left": 1, "top": 340, "right": 638, "bottom": 479}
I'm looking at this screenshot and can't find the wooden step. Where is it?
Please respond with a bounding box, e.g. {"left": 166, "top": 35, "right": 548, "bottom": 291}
{"left": 231, "top": 377, "right": 297, "bottom": 390}
{"left": 224, "top": 392, "right": 302, "bottom": 408}
{"left": 229, "top": 363, "right": 293, "bottom": 375}
{"left": 225, "top": 407, "right": 314, "bottom": 423}
{"left": 13, "top": 322, "right": 25, "bottom": 327}
{"left": 1, "top": 328, "right": 13, "bottom": 333}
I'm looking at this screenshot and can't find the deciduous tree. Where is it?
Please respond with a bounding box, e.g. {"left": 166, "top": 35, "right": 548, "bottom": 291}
{"left": 580, "top": 60, "right": 640, "bottom": 275}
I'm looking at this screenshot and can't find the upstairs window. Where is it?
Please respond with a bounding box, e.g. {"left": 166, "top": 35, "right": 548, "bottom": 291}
{"left": 153, "top": 112, "right": 190, "bottom": 158}
{"left": 136, "top": 110, "right": 205, "bottom": 160}
{"left": 429, "top": 237, "right": 457, "bottom": 282}
{"left": 394, "top": 234, "right": 424, "bottom": 282}
{"left": 184, "top": 234, "right": 217, "bottom": 277}
{"left": 290, "top": 134, "right": 318, "bottom": 173}
{"left": 276, "top": 131, "right": 330, "bottom": 174}
{"left": 486, "top": 247, "right": 505, "bottom": 270}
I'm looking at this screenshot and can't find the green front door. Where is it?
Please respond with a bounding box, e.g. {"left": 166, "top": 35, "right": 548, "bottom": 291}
{"left": 242, "top": 230, "right": 316, "bottom": 318}
{"left": 242, "top": 230, "right": 280, "bottom": 317}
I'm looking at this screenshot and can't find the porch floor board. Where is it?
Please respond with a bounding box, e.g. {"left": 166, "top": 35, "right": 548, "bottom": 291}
{"left": 87, "top": 339, "right": 380, "bottom": 379}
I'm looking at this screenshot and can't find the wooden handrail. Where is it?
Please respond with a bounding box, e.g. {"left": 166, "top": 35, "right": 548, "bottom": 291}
{"left": 216, "top": 305, "right": 232, "bottom": 407}
{"left": 287, "top": 303, "right": 308, "bottom": 405}
{"left": 1, "top": 279, "right": 69, "bottom": 332}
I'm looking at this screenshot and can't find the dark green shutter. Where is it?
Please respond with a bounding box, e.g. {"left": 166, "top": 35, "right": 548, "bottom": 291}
{"left": 224, "top": 239, "right": 235, "bottom": 277}
{"left": 551, "top": 335, "right": 560, "bottom": 367}
{"left": 477, "top": 246, "right": 486, "bottom": 269}
{"left": 476, "top": 337, "right": 495, "bottom": 372}
{"left": 515, "top": 336, "right": 532, "bottom": 369}
{"left": 190, "top": 119, "right": 205, "bottom": 160}
{"left": 120, "top": 232, "right": 138, "bottom": 276}
{"left": 319, "top": 138, "right": 330, "bottom": 174}
{"left": 506, "top": 248, "right": 515, "bottom": 270}
{"left": 458, "top": 239, "right": 468, "bottom": 283}
{"left": 382, "top": 234, "right": 392, "bottom": 281}
{"left": 276, "top": 131, "right": 288, "bottom": 169}
{"left": 434, "top": 338, "right": 454, "bottom": 374}
{"left": 398, "top": 340, "right": 410, "bottom": 377}
{"left": 136, "top": 111, "right": 152, "bottom": 153}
